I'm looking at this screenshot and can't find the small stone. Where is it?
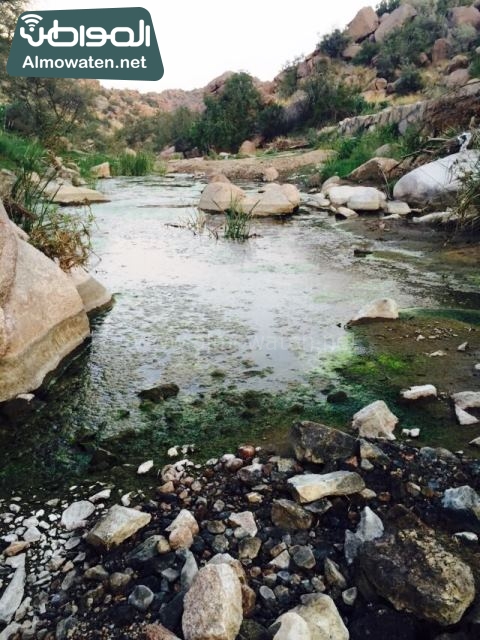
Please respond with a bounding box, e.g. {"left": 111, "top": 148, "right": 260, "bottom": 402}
{"left": 229, "top": 512, "right": 258, "bottom": 538}
{"left": 157, "top": 536, "right": 171, "bottom": 554}
{"left": 89, "top": 489, "right": 111, "bottom": 503}
{"left": 169, "top": 526, "right": 193, "bottom": 550}
{"left": 324, "top": 558, "right": 347, "bottom": 589}
{"left": 109, "top": 572, "right": 131, "bottom": 593}
{"left": 23, "top": 527, "right": 41, "bottom": 543}
{"left": 137, "top": 460, "right": 154, "bottom": 475}
{"left": 352, "top": 400, "right": 398, "bottom": 440}
{"left": 269, "top": 550, "right": 291, "bottom": 570}
{"left": 342, "top": 587, "right": 358, "bottom": 606}
{"left": 238, "top": 537, "right": 262, "bottom": 560}
{"left": 291, "top": 546, "right": 316, "bottom": 570}
{"left": 453, "top": 531, "right": 478, "bottom": 543}
{"left": 259, "top": 585, "right": 276, "bottom": 604}
{"left": 344, "top": 506, "right": 384, "bottom": 564}
{"left": 180, "top": 550, "right": 198, "bottom": 590}
{"left": 4, "top": 542, "right": 29, "bottom": 557}
{"left": 246, "top": 492, "right": 263, "bottom": 505}
{"left": 166, "top": 509, "right": 199, "bottom": 536}
{"left": 61, "top": 501, "right": 95, "bottom": 531}
{"left": 128, "top": 585, "right": 154, "bottom": 611}
{"left": 458, "top": 342, "right": 468, "bottom": 352}
{"left": 401, "top": 384, "right": 437, "bottom": 401}
{"left": 86, "top": 505, "right": 151, "bottom": 550}
{"left": 207, "top": 520, "right": 226, "bottom": 534}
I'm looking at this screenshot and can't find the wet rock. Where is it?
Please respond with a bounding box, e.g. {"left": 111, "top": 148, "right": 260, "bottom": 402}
{"left": 198, "top": 182, "right": 247, "bottom": 214}
{"left": 357, "top": 529, "right": 475, "bottom": 625}
{"left": 292, "top": 593, "right": 349, "bottom": 640}
{"left": 442, "top": 486, "right": 480, "bottom": 521}
{"left": 290, "top": 421, "right": 357, "bottom": 465}
{"left": 335, "top": 206, "right": 358, "bottom": 220}
{"left": 401, "top": 385, "right": 437, "bottom": 401}
{"left": 128, "top": 585, "right": 154, "bottom": 612}
{"left": 272, "top": 611, "right": 311, "bottom": 640}
{"left": 271, "top": 499, "right": 313, "bottom": 530}
{"left": 86, "top": 505, "right": 151, "bottom": 549}
{"left": 182, "top": 564, "right": 243, "bottom": 640}
{"left": 352, "top": 400, "right": 399, "bottom": 440}
{"left": 139, "top": 383, "right": 180, "bottom": 403}
{"left": 0, "top": 554, "right": 25, "bottom": 625}
{"left": 288, "top": 472, "right": 365, "bottom": 503}
{"left": 68, "top": 266, "right": 112, "bottom": 314}
{"left": 348, "top": 298, "right": 399, "bottom": 326}
{"left": 61, "top": 501, "right": 95, "bottom": 531}
{"left": 344, "top": 506, "right": 384, "bottom": 564}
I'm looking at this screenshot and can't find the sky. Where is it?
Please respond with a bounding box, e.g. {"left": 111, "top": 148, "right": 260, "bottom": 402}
{"left": 31, "top": 0, "right": 375, "bottom": 92}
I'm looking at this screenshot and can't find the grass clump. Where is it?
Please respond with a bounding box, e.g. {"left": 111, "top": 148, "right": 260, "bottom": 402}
{"left": 453, "top": 156, "right": 480, "bottom": 232}
{"left": 223, "top": 198, "right": 253, "bottom": 241}
{"left": 114, "top": 152, "right": 154, "bottom": 176}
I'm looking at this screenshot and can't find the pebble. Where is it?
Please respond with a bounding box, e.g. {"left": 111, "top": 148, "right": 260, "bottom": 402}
{"left": 259, "top": 585, "right": 276, "bottom": 604}
{"left": 128, "top": 585, "right": 154, "bottom": 611}
{"left": 342, "top": 587, "right": 358, "bottom": 606}
{"left": 137, "top": 460, "right": 154, "bottom": 475}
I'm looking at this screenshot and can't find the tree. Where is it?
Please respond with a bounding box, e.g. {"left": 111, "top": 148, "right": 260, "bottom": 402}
{"left": 318, "top": 30, "right": 350, "bottom": 59}
{"left": 193, "top": 73, "right": 263, "bottom": 153}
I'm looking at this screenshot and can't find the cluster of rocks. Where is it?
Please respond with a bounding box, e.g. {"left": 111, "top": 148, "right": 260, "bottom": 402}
{"left": 1, "top": 418, "right": 480, "bottom": 640}
{"left": 38, "top": 156, "right": 109, "bottom": 207}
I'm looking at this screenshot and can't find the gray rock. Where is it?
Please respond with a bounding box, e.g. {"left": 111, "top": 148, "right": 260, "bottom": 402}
{"left": 109, "top": 572, "right": 131, "bottom": 593}
{"left": 344, "top": 506, "right": 384, "bottom": 564}
{"left": 180, "top": 550, "right": 199, "bottom": 590}
{"left": 61, "top": 501, "right": 95, "bottom": 531}
{"left": 342, "top": 587, "right": 358, "bottom": 606}
{"left": 271, "top": 499, "right": 313, "bottom": 530}
{"left": 352, "top": 400, "right": 398, "bottom": 440}
{"left": 86, "top": 505, "right": 151, "bottom": 550}
{"left": 229, "top": 511, "right": 257, "bottom": 538}
{"left": 126, "top": 535, "right": 164, "bottom": 565}
{"left": 288, "top": 472, "right": 365, "bottom": 504}
{"left": 269, "top": 550, "right": 291, "bottom": 570}
{"left": 442, "top": 486, "right": 480, "bottom": 520}
{"left": 260, "top": 585, "right": 276, "bottom": 604}
{"left": 0, "top": 554, "right": 26, "bottom": 625}
{"left": 238, "top": 537, "right": 262, "bottom": 560}
{"left": 290, "top": 421, "right": 357, "bottom": 465}
{"left": 291, "top": 546, "right": 316, "bottom": 570}
{"left": 84, "top": 565, "right": 109, "bottom": 582}
{"left": 324, "top": 558, "right": 347, "bottom": 589}
{"left": 128, "top": 585, "right": 154, "bottom": 611}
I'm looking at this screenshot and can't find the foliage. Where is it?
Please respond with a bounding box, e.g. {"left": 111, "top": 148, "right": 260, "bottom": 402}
{"left": 318, "top": 29, "right": 350, "bottom": 59}
{"left": 277, "top": 60, "right": 299, "bottom": 98}
{"left": 451, "top": 25, "right": 480, "bottom": 55}
{"left": 353, "top": 40, "right": 380, "bottom": 66}
{"left": 223, "top": 198, "right": 252, "bottom": 241}
{"left": 191, "top": 73, "right": 263, "bottom": 153}
{"left": 395, "top": 66, "right": 425, "bottom": 95}
{"left": 258, "top": 103, "right": 288, "bottom": 140}
{"left": 114, "top": 152, "right": 154, "bottom": 176}
{"left": 453, "top": 155, "right": 480, "bottom": 232}
{"left": 302, "top": 62, "right": 368, "bottom": 128}
{"left": 470, "top": 54, "right": 480, "bottom": 79}
{"left": 376, "top": 0, "right": 400, "bottom": 17}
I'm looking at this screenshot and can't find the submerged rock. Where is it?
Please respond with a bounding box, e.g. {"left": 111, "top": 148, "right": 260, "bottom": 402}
{"left": 44, "top": 183, "right": 110, "bottom": 205}
{"left": 86, "top": 505, "right": 151, "bottom": 550}
{"left": 290, "top": 421, "right": 357, "bottom": 465}
{"left": 357, "top": 529, "right": 475, "bottom": 626}
{"left": 288, "top": 471, "right": 365, "bottom": 503}
{"left": 347, "top": 298, "right": 399, "bottom": 326}
{"left": 198, "top": 182, "right": 246, "bottom": 213}
{"left": 352, "top": 400, "right": 399, "bottom": 440}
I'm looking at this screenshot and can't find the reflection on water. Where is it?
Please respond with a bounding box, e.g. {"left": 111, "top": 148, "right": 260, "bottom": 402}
{"left": 0, "top": 175, "right": 478, "bottom": 494}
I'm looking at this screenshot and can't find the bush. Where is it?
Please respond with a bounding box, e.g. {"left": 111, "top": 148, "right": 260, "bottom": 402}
{"left": 376, "top": 0, "right": 400, "bottom": 17}
{"left": 470, "top": 54, "right": 480, "bottom": 79}
{"left": 353, "top": 41, "right": 380, "bottom": 66}
{"left": 277, "top": 61, "right": 299, "bottom": 98}
{"left": 451, "top": 24, "right": 479, "bottom": 55}
{"left": 114, "top": 152, "right": 154, "bottom": 176}
{"left": 258, "top": 104, "right": 288, "bottom": 140}
{"left": 318, "top": 30, "right": 350, "bottom": 59}
{"left": 453, "top": 155, "right": 480, "bottom": 231}
{"left": 395, "top": 67, "right": 425, "bottom": 95}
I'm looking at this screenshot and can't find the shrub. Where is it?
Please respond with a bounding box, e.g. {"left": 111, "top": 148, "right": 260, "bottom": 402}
{"left": 470, "top": 54, "right": 480, "bottom": 79}
{"left": 223, "top": 198, "right": 252, "bottom": 241}
{"left": 258, "top": 104, "right": 288, "bottom": 140}
{"left": 453, "top": 156, "right": 480, "bottom": 231}
{"left": 353, "top": 41, "right": 380, "bottom": 66}
{"left": 395, "top": 67, "right": 425, "bottom": 95}
{"left": 277, "top": 61, "right": 299, "bottom": 98}
{"left": 376, "top": 0, "right": 400, "bottom": 17}
{"left": 114, "top": 152, "right": 154, "bottom": 176}
{"left": 451, "top": 24, "right": 479, "bottom": 55}
{"left": 318, "top": 30, "right": 350, "bottom": 59}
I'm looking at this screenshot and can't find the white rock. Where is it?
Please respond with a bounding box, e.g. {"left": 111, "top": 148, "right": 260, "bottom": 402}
{"left": 23, "top": 527, "right": 41, "bottom": 543}
{"left": 229, "top": 512, "right": 258, "bottom": 538}
{"left": 167, "top": 447, "right": 179, "bottom": 458}
{"left": 306, "top": 194, "right": 330, "bottom": 210}
{"left": 393, "top": 151, "right": 480, "bottom": 206}
{"left": 345, "top": 506, "right": 384, "bottom": 564}
{"left": 325, "top": 185, "right": 385, "bottom": 211}
{"left": 198, "top": 182, "right": 246, "bottom": 213}
{"left": 384, "top": 201, "right": 411, "bottom": 216}
{"left": 0, "top": 554, "right": 25, "bottom": 625}
{"left": 44, "top": 183, "right": 110, "bottom": 205}
{"left": 458, "top": 342, "right": 468, "bottom": 352}
{"left": 288, "top": 472, "right": 365, "bottom": 504}
{"left": 348, "top": 298, "right": 399, "bottom": 325}
{"left": 61, "top": 501, "right": 95, "bottom": 531}
{"left": 401, "top": 384, "right": 437, "bottom": 401}
{"left": 166, "top": 510, "right": 199, "bottom": 536}
{"left": 452, "top": 391, "right": 480, "bottom": 425}
{"left": 137, "top": 460, "right": 154, "bottom": 475}
{"left": 89, "top": 489, "right": 111, "bottom": 503}
{"left": 293, "top": 593, "right": 349, "bottom": 640}
{"left": 243, "top": 183, "right": 301, "bottom": 217}
{"left": 182, "top": 564, "right": 243, "bottom": 640}
{"left": 453, "top": 532, "right": 478, "bottom": 543}
{"left": 335, "top": 206, "right": 358, "bottom": 220}
{"left": 443, "top": 486, "right": 480, "bottom": 519}
{"left": 86, "top": 505, "right": 151, "bottom": 550}
{"left": 352, "top": 400, "right": 399, "bottom": 440}
{"left": 273, "top": 611, "right": 311, "bottom": 640}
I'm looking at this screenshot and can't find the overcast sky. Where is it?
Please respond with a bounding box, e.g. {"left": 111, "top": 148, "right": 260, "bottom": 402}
{"left": 32, "top": 0, "right": 374, "bottom": 92}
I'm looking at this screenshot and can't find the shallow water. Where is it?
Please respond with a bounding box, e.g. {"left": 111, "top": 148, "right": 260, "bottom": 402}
{"left": 0, "top": 175, "right": 479, "bottom": 495}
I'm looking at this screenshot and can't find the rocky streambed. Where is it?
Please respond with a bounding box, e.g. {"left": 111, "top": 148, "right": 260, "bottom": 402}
{"left": 1, "top": 422, "right": 480, "bottom": 640}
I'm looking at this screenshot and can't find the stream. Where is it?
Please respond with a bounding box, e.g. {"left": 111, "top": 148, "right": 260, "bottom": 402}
{"left": 0, "top": 174, "right": 479, "bottom": 496}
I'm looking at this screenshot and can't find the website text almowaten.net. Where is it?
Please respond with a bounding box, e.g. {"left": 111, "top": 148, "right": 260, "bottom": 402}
{"left": 23, "top": 55, "right": 147, "bottom": 70}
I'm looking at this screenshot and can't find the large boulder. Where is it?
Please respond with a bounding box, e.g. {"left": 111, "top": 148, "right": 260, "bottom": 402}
{"left": 198, "top": 182, "right": 246, "bottom": 213}
{"left": 288, "top": 471, "right": 365, "bottom": 503}
{"left": 352, "top": 400, "right": 399, "bottom": 440}
{"left": 374, "top": 4, "right": 418, "bottom": 42}
{"left": 182, "top": 564, "right": 243, "bottom": 640}
{"left": 290, "top": 421, "right": 357, "bottom": 465}
{"left": 449, "top": 6, "right": 480, "bottom": 29}
{"left": 347, "top": 157, "right": 399, "bottom": 184}
{"left": 0, "top": 203, "right": 90, "bottom": 402}
{"left": 68, "top": 266, "right": 112, "bottom": 314}
{"left": 357, "top": 529, "right": 476, "bottom": 626}
{"left": 347, "top": 7, "right": 379, "bottom": 42}
{"left": 393, "top": 151, "right": 480, "bottom": 206}
{"left": 432, "top": 38, "right": 452, "bottom": 65}
{"left": 243, "top": 183, "right": 300, "bottom": 217}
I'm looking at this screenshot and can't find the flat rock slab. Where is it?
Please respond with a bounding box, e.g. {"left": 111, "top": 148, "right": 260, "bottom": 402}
{"left": 288, "top": 472, "right": 365, "bottom": 504}
{"left": 86, "top": 505, "right": 151, "bottom": 550}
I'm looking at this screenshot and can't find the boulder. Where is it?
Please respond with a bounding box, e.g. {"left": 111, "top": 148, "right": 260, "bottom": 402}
{"left": 449, "top": 6, "right": 480, "bottom": 29}
{"left": 325, "top": 184, "right": 386, "bottom": 211}
{"left": 394, "top": 150, "right": 480, "bottom": 206}
{"left": 401, "top": 384, "right": 437, "bottom": 401}
{"left": 290, "top": 421, "right": 357, "bottom": 464}
{"left": 272, "top": 611, "right": 311, "bottom": 640}
{"left": 182, "top": 564, "right": 243, "bottom": 640}
{"left": 198, "top": 182, "right": 246, "bottom": 213}
{"left": 68, "top": 266, "right": 112, "bottom": 314}
{"left": 347, "top": 157, "right": 398, "bottom": 183}
{"left": 44, "top": 183, "right": 110, "bottom": 205}
{"left": 139, "top": 383, "right": 180, "bottom": 402}
{"left": 352, "top": 400, "right": 399, "bottom": 440}
{"left": 344, "top": 506, "right": 384, "bottom": 564}
{"left": 86, "top": 505, "right": 151, "bottom": 550}
{"left": 292, "top": 593, "right": 349, "bottom": 640}
{"left": 90, "top": 162, "right": 111, "bottom": 179}
{"left": 271, "top": 499, "right": 313, "bottom": 530}
{"left": 288, "top": 471, "right": 365, "bottom": 504}
{"left": 348, "top": 298, "right": 399, "bottom": 325}
{"left": 452, "top": 391, "right": 480, "bottom": 425}
{"left": 357, "top": 529, "right": 475, "bottom": 626}
{"left": 243, "top": 183, "right": 300, "bottom": 216}
{"left": 0, "top": 202, "right": 90, "bottom": 403}
{"left": 347, "top": 6, "right": 379, "bottom": 41}
{"left": 238, "top": 140, "right": 256, "bottom": 156}
{"left": 442, "top": 486, "right": 480, "bottom": 520}
{"left": 263, "top": 167, "right": 279, "bottom": 182}
{"left": 166, "top": 509, "right": 199, "bottom": 536}
{"left": 446, "top": 54, "right": 469, "bottom": 75}
{"left": 343, "top": 43, "right": 362, "bottom": 60}
{"left": 208, "top": 173, "right": 230, "bottom": 184}
{"left": 432, "top": 38, "right": 452, "bottom": 65}
{"left": 445, "top": 68, "right": 470, "bottom": 87}
{"left": 374, "top": 4, "right": 418, "bottom": 42}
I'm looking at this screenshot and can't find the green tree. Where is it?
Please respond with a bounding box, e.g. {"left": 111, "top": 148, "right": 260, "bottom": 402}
{"left": 318, "top": 30, "right": 350, "bottom": 59}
